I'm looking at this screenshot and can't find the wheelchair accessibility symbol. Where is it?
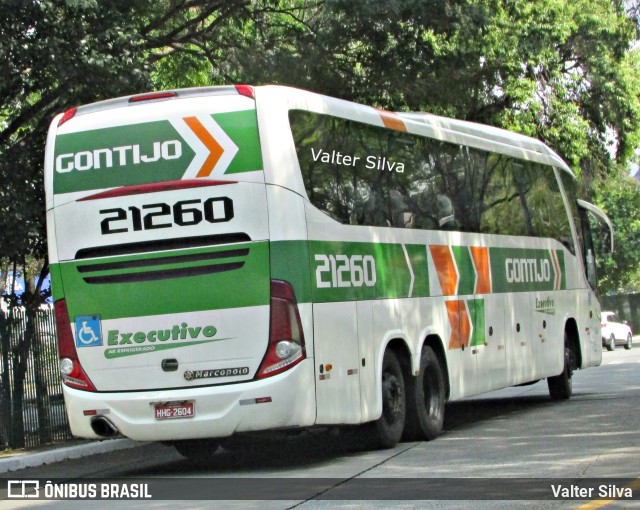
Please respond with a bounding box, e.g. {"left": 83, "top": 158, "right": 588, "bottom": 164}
{"left": 75, "top": 315, "right": 103, "bottom": 348}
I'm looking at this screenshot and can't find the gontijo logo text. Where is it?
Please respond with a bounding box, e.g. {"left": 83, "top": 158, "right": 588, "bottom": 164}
{"left": 56, "top": 141, "right": 182, "bottom": 173}
{"left": 54, "top": 115, "right": 239, "bottom": 180}
{"left": 505, "top": 257, "right": 552, "bottom": 283}
{"left": 53, "top": 110, "right": 266, "bottom": 194}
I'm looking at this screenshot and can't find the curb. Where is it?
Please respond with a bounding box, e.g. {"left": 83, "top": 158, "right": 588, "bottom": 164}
{"left": 0, "top": 439, "right": 143, "bottom": 474}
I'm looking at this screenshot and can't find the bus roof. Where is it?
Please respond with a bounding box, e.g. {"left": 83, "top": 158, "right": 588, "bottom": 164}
{"left": 55, "top": 84, "right": 575, "bottom": 179}
{"left": 398, "top": 112, "right": 573, "bottom": 176}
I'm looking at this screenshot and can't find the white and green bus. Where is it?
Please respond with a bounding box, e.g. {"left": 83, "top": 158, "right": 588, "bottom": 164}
{"left": 45, "top": 85, "right": 613, "bottom": 455}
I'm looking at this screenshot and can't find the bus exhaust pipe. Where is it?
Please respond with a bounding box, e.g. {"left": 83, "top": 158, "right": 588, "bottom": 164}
{"left": 90, "top": 416, "right": 119, "bottom": 438}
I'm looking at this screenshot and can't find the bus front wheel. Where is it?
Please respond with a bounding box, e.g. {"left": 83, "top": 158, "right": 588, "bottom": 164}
{"left": 404, "top": 345, "right": 445, "bottom": 441}
{"left": 547, "top": 341, "right": 574, "bottom": 400}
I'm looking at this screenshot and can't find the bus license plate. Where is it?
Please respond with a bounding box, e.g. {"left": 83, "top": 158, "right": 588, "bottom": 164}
{"left": 154, "top": 402, "right": 195, "bottom": 420}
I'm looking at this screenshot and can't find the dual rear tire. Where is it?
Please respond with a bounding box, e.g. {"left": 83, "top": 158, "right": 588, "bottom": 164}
{"left": 371, "top": 346, "right": 446, "bottom": 448}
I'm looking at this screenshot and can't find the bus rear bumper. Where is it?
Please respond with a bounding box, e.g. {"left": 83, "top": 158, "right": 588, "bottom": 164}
{"left": 61, "top": 360, "right": 316, "bottom": 441}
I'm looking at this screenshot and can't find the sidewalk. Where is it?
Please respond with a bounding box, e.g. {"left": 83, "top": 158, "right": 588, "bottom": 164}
{"left": 0, "top": 438, "right": 143, "bottom": 473}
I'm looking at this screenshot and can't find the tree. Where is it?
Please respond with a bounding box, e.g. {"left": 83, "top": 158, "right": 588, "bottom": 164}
{"left": 1, "top": 0, "right": 150, "bottom": 290}
{"left": 595, "top": 170, "right": 640, "bottom": 293}
{"left": 0, "top": 0, "right": 302, "bottom": 448}
{"left": 0, "top": 0, "right": 299, "bottom": 306}
{"left": 233, "top": 0, "right": 640, "bottom": 289}
{"left": 236, "top": 0, "right": 640, "bottom": 177}
{"left": 2, "top": 0, "right": 639, "bottom": 295}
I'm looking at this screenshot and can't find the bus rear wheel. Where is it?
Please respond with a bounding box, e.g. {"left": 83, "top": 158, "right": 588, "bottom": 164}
{"left": 370, "top": 349, "right": 406, "bottom": 448}
{"left": 404, "top": 345, "right": 445, "bottom": 441}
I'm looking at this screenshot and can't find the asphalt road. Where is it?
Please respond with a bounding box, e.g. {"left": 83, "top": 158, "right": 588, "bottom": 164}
{"left": 3, "top": 340, "right": 640, "bottom": 510}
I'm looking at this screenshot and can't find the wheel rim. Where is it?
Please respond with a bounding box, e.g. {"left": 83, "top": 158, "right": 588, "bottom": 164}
{"left": 424, "top": 369, "right": 441, "bottom": 416}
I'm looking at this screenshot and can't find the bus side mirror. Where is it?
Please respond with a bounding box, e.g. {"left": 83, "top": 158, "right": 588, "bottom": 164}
{"left": 577, "top": 199, "right": 614, "bottom": 254}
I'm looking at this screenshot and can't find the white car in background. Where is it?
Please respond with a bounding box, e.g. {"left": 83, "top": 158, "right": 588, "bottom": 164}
{"left": 601, "top": 311, "right": 633, "bottom": 351}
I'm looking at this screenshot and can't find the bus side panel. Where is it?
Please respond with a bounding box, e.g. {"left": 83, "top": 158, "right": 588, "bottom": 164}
{"left": 313, "top": 301, "right": 362, "bottom": 425}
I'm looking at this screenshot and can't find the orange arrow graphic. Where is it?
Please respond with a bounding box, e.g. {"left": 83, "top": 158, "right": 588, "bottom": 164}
{"left": 430, "top": 245, "right": 458, "bottom": 296}
{"left": 445, "top": 300, "right": 471, "bottom": 350}
{"left": 469, "top": 246, "right": 491, "bottom": 295}
{"left": 183, "top": 116, "right": 225, "bottom": 178}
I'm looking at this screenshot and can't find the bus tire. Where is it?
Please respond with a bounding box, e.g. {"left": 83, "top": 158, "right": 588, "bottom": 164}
{"left": 547, "top": 342, "right": 573, "bottom": 400}
{"left": 404, "top": 346, "right": 445, "bottom": 441}
{"left": 172, "top": 439, "right": 221, "bottom": 461}
{"left": 371, "top": 349, "right": 406, "bottom": 448}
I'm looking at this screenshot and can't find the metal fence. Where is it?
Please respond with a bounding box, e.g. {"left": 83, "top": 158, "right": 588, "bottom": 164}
{"left": 0, "top": 306, "right": 73, "bottom": 449}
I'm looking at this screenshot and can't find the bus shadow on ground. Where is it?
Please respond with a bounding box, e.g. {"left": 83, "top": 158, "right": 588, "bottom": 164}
{"left": 127, "top": 393, "right": 566, "bottom": 476}
{"left": 443, "top": 394, "right": 556, "bottom": 432}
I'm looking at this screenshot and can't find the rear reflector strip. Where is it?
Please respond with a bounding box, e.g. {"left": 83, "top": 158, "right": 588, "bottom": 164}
{"left": 78, "top": 179, "right": 237, "bottom": 201}
{"left": 239, "top": 397, "right": 272, "bottom": 406}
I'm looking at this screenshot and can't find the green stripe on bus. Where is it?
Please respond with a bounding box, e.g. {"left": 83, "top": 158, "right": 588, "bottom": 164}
{"left": 270, "top": 240, "right": 313, "bottom": 303}
{"left": 405, "top": 244, "right": 430, "bottom": 298}
{"left": 271, "top": 240, "right": 567, "bottom": 303}
{"left": 54, "top": 241, "right": 270, "bottom": 320}
{"left": 272, "top": 239, "right": 430, "bottom": 303}
{"left": 214, "top": 110, "right": 263, "bottom": 175}
{"left": 452, "top": 246, "right": 475, "bottom": 296}
{"left": 53, "top": 110, "right": 262, "bottom": 194}
{"left": 468, "top": 298, "right": 486, "bottom": 347}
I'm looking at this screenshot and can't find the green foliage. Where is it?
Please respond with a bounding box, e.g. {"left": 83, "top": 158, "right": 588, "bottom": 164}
{"left": 229, "top": 0, "right": 640, "bottom": 290}
{"left": 0, "top": 0, "right": 151, "bottom": 265}
{"left": 284, "top": 0, "right": 640, "bottom": 180}
{"left": 595, "top": 170, "right": 640, "bottom": 293}
{"left": 1, "top": 0, "right": 640, "bottom": 298}
{"left": 0, "top": 0, "right": 276, "bottom": 305}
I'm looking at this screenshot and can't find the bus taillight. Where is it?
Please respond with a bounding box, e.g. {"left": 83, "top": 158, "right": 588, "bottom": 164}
{"left": 257, "top": 280, "right": 306, "bottom": 379}
{"left": 235, "top": 85, "right": 255, "bottom": 98}
{"left": 58, "top": 107, "right": 77, "bottom": 126}
{"left": 54, "top": 299, "right": 97, "bottom": 392}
